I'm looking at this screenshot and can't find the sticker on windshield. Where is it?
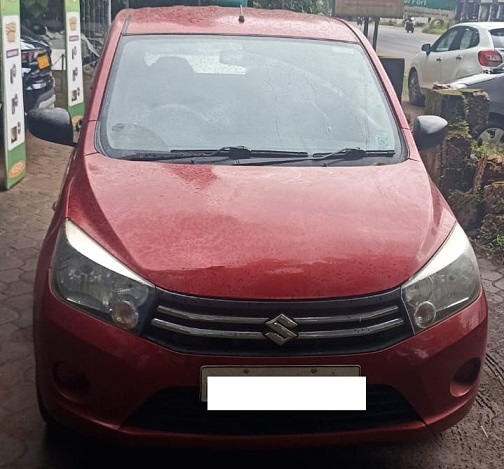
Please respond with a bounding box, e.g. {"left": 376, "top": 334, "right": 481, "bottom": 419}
{"left": 376, "top": 136, "right": 389, "bottom": 148}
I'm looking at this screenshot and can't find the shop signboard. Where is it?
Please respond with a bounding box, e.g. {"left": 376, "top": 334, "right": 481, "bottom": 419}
{"left": 334, "top": 0, "right": 404, "bottom": 18}
{"left": 65, "top": 0, "right": 84, "bottom": 129}
{"left": 0, "top": 0, "right": 26, "bottom": 190}
{"left": 404, "top": 0, "right": 456, "bottom": 18}
{"left": 404, "top": 0, "right": 456, "bottom": 9}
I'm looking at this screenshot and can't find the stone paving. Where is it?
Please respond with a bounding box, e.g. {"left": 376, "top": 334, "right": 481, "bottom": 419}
{"left": 1, "top": 134, "right": 70, "bottom": 468}
{"left": 1, "top": 129, "right": 504, "bottom": 468}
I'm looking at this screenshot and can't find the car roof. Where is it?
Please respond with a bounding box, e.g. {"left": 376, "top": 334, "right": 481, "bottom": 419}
{"left": 121, "top": 6, "right": 359, "bottom": 42}
{"left": 455, "top": 21, "right": 504, "bottom": 30}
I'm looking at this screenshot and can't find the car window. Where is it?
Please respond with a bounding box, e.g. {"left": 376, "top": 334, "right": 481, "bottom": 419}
{"left": 98, "top": 35, "right": 402, "bottom": 161}
{"left": 432, "top": 28, "right": 460, "bottom": 52}
{"left": 490, "top": 28, "right": 504, "bottom": 48}
{"left": 459, "top": 28, "right": 479, "bottom": 50}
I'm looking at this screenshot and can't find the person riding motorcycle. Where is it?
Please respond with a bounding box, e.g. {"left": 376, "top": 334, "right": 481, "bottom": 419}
{"left": 405, "top": 17, "right": 414, "bottom": 33}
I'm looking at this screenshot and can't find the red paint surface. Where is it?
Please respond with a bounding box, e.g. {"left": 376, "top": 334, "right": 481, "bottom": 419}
{"left": 66, "top": 151, "right": 455, "bottom": 299}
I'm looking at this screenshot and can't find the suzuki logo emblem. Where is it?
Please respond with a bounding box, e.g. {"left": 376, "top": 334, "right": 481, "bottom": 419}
{"left": 264, "top": 314, "right": 298, "bottom": 345}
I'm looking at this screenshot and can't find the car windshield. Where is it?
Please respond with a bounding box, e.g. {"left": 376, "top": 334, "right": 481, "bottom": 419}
{"left": 99, "top": 35, "right": 403, "bottom": 163}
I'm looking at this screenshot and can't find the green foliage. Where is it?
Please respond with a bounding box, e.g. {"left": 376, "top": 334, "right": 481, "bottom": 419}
{"left": 496, "top": 233, "right": 504, "bottom": 249}
{"left": 129, "top": 0, "right": 199, "bottom": 5}
{"left": 478, "top": 226, "right": 504, "bottom": 258}
{"left": 21, "top": 0, "right": 85, "bottom": 22}
{"left": 113, "top": 0, "right": 130, "bottom": 17}
{"left": 252, "top": 0, "right": 329, "bottom": 14}
{"left": 20, "top": 0, "right": 330, "bottom": 22}
{"left": 21, "top": 0, "right": 51, "bottom": 20}
{"left": 421, "top": 20, "right": 447, "bottom": 35}
{"left": 471, "top": 140, "right": 504, "bottom": 159}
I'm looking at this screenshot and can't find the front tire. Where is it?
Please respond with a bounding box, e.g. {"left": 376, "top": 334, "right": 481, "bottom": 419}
{"left": 474, "top": 119, "right": 504, "bottom": 148}
{"left": 408, "top": 69, "right": 425, "bottom": 106}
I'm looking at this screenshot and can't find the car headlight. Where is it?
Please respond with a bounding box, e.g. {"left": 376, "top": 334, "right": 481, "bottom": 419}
{"left": 51, "top": 219, "right": 155, "bottom": 332}
{"left": 402, "top": 223, "right": 481, "bottom": 333}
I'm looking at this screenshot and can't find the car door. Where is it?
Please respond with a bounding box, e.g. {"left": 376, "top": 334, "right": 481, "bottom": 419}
{"left": 421, "top": 27, "right": 461, "bottom": 88}
{"left": 440, "top": 26, "right": 481, "bottom": 83}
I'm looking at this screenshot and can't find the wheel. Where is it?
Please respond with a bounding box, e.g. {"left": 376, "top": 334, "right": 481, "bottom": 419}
{"left": 474, "top": 119, "right": 504, "bottom": 148}
{"left": 408, "top": 69, "right": 425, "bottom": 107}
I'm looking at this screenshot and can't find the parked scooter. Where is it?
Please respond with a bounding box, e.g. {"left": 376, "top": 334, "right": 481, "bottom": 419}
{"left": 405, "top": 18, "right": 415, "bottom": 33}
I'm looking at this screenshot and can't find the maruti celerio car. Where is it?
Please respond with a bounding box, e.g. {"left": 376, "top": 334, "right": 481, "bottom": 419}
{"left": 27, "top": 5, "right": 488, "bottom": 449}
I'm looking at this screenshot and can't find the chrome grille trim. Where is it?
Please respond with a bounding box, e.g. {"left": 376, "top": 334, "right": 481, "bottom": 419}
{"left": 156, "top": 304, "right": 399, "bottom": 325}
{"left": 157, "top": 305, "right": 267, "bottom": 324}
{"left": 295, "top": 306, "right": 399, "bottom": 324}
{"left": 151, "top": 318, "right": 265, "bottom": 339}
{"left": 297, "top": 318, "right": 405, "bottom": 338}
{"left": 144, "top": 287, "right": 413, "bottom": 355}
{"left": 151, "top": 316, "right": 404, "bottom": 339}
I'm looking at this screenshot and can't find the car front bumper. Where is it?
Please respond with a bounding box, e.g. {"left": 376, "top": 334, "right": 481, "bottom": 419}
{"left": 34, "top": 275, "right": 488, "bottom": 449}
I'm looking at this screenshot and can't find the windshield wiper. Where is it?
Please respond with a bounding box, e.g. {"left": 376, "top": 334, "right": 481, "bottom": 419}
{"left": 313, "top": 148, "right": 395, "bottom": 162}
{"left": 119, "top": 146, "right": 308, "bottom": 162}
{"left": 248, "top": 148, "right": 396, "bottom": 166}
{"left": 118, "top": 147, "right": 394, "bottom": 165}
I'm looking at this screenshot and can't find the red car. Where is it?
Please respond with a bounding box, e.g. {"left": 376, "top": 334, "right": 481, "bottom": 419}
{"left": 28, "top": 5, "right": 488, "bottom": 449}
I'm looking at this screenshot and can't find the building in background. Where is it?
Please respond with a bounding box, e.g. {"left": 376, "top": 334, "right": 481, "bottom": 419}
{"left": 455, "top": 0, "right": 504, "bottom": 21}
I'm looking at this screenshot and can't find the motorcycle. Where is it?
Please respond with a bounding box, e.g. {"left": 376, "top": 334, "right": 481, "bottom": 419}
{"left": 405, "top": 19, "right": 415, "bottom": 33}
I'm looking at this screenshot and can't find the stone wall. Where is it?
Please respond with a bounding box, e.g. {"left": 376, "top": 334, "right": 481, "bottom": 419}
{"left": 420, "top": 88, "right": 504, "bottom": 253}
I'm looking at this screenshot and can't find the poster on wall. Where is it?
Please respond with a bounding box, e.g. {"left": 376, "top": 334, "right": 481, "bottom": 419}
{"left": 65, "top": 0, "right": 84, "bottom": 129}
{"left": 0, "top": 0, "right": 26, "bottom": 190}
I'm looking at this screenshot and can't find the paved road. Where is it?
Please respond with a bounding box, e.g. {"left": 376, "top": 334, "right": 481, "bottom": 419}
{"left": 353, "top": 22, "right": 442, "bottom": 72}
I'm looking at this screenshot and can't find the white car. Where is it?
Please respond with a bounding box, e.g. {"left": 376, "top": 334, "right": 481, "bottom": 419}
{"left": 408, "top": 22, "right": 504, "bottom": 106}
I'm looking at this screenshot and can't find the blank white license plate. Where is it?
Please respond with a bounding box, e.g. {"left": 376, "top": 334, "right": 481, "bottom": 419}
{"left": 200, "top": 366, "right": 365, "bottom": 411}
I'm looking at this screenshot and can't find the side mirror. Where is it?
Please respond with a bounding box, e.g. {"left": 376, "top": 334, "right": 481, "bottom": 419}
{"left": 412, "top": 115, "right": 448, "bottom": 151}
{"left": 421, "top": 43, "right": 431, "bottom": 54}
{"left": 26, "top": 108, "right": 76, "bottom": 147}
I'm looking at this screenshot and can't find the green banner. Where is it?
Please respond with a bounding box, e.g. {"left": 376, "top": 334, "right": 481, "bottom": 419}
{"left": 65, "top": 0, "right": 84, "bottom": 129}
{"left": 404, "top": 0, "right": 456, "bottom": 10}
{"left": 1, "top": 0, "right": 26, "bottom": 190}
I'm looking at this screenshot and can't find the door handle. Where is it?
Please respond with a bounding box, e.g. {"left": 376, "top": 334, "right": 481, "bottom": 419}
{"left": 436, "top": 58, "right": 442, "bottom": 62}
{"left": 456, "top": 56, "right": 462, "bottom": 60}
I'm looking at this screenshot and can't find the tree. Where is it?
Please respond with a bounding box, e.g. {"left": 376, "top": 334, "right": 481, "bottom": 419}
{"left": 251, "top": 0, "right": 330, "bottom": 14}
{"left": 20, "top": 0, "right": 66, "bottom": 32}
{"left": 21, "top": 0, "right": 50, "bottom": 19}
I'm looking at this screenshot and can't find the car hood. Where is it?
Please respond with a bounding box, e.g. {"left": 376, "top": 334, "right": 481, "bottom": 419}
{"left": 67, "top": 154, "right": 455, "bottom": 299}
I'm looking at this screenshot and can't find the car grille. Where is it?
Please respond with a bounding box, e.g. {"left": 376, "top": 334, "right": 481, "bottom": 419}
{"left": 124, "top": 385, "right": 421, "bottom": 434}
{"left": 143, "top": 288, "right": 413, "bottom": 355}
